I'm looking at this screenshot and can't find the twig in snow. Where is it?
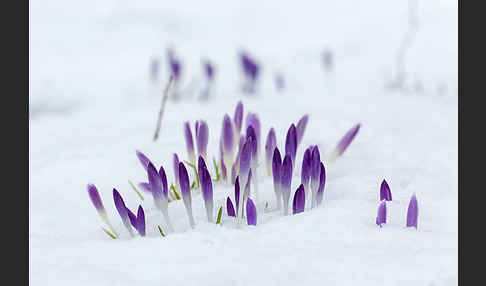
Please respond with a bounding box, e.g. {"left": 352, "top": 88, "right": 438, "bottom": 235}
{"left": 153, "top": 75, "right": 174, "bottom": 141}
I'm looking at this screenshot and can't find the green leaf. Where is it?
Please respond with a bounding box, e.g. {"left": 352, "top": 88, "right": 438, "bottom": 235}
{"left": 216, "top": 206, "right": 223, "bottom": 224}
{"left": 212, "top": 157, "right": 221, "bottom": 182}
{"left": 102, "top": 228, "right": 117, "bottom": 239}
{"left": 184, "top": 160, "right": 200, "bottom": 188}
{"left": 191, "top": 181, "right": 196, "bottom": 189}
{"left": 128, "top": 180, "right": 144, "bottom": 201}
{"left": 157, "top": 225, "right": 166, "bottom": 237}
{"left": 170, "top": 184, "right": 181, "bottom": 200}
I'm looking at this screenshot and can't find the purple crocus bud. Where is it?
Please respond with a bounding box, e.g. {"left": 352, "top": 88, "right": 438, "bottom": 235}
{"left": 87, "top": 184, "right": 105, "bottom": 215}
{"left": 265, "top": 128, "right": 277, "bottom": 176}
{"left": 245, "top": 113, "right": 261, "bottom": 155}
{"left": 173, "top": 153, "right": 180, "bottom": 189}
{"left": 195, "top": 120, "right": 209, "bottom": 160}
{"left": 315, "top": 163, "right": 326, "bottom": 207}
{"left": 221, "top": 114, "right": 234, "bottom": 177}
{"left": 227, "top": 197, "right": 236, "bottom": 217}
{"left": 292, "top": 184, "right": 306, "bottom": 214}
{"left": 301, "top": 147, "right": 312, "bottom": 196}
{"left": 233, "top": 101, "right": 244, "bottom": 139}
{"left": 198, "top": 156, "right": 214, "bottom": 222}
{"left": 136, "top": 205, "right": 146, "bottom": 236}
{"left": 310, "top": 146, "right": 321, "bottom": 200}
{"left": 138, "top": 182, "right": 151, "bottom": 193}
{"left": 406, "top": 194, "right": 418, "bottom": 228}
{"left": 184, "top": 122, "right": 196, "bottom": 164}
{"left": 376, "top": 201, "right": 387, "bottom": 227}
{"left": 246, "top": 125, "right": 258, "bottom": 167}
{"left": 246, "top": 197, "right": 257, "bottom": 226}
{"left": 380, "top": 179, "right": 392, "bottom": 201}
{"left": 148, "top": 162, "right": 173, "bottom": 232}
{"left": 272, "top": 148, "right": 282, "bottom": 210}
{"left": 179, "top": 162, "right": 196, "bottom": 228}
{"left": 159, "top": 166, "right": 169, "bottom": 199}
{"left": 330, "top": 123, "right": 361, "bottom": 161}
{"left": 113, "top": 188, "right": 134, "bottom": 237}
{"left": 296, "top": 115, "right": 309, "bottom": 146}
{"left": 127, "top": 208, "right": 137, "bottom": 229}
{"left": 281, "top": 154, "right": 293, "bottom": 215}
{"left": 234, "top": 176, "right": 240, "bottom": 215}
{"left": 239, "top": 137, "right": 252, "bottom": 191}
{"left": 136, "top": 150, "right": 152, "bottom": 171}
{"left": 285, "top": 124, "right": 297, "bottom": 168}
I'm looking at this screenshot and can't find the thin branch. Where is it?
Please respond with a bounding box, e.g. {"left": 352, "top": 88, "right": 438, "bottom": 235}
{"left": 153, "top": 75, "right": 174, "bottom": 141}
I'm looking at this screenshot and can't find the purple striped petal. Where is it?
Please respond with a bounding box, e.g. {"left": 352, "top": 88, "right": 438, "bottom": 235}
{"left": 173, "top": 153, "right": 180, "bottom": 187}
{"left": 292, "top": 184, "right": 306, "bottom": 214}
{"left": 136, "top": 150, "right": 152, "bottom": 171}
{"left": 184, "top": 122, "right": 196, "bottom": 164}
{"left": 136, "top": 205, "right": 146, "bottom": 236}
{"left": 265, "top": 128, "right": 277, "bottom": 176}
{"left": 281, "top": 154, "right": 293, "bottom": 215}
{"left": 380, "top": 179, "right": 392, "bottom": 201}
{"left": 246, "top": 197, "right": 257, "bottom": 226}
{"left": 301, "top": 147, "right": 312, "bottom": 193}
{"left": 296, "top": 114, "right": 309, "bottom": 146}
{"left": 87, "top": 184, "right": 105, "bottom": 213}
{"left": 246, "top": 125, "right": 258, "bottom": 164}
{"left": 227, "top": 197, "right": 236, "bottom": 217}
{"left": 138, "top": 182, "right": 151, "bottom": 193}
{"left": 285, "top": 124, "right": 297, "bottom": 166}
{"left": 179, "top": 162, "right": 195, "bottom": 228}
{"left": 245, "top": 113, "right": 261, "bottom": 157}
{"left": 406, "top": 194, "right": 418, "bottom": 228}
{"left": 159, "top": 165, "right": 168, "bottom": 199}
{"left": 316, "top": 163, "right": 326, "bottom": 206}
{"left": 198, "top": 156, "right": 214, "bottom": 222}
{"left": 127, "top": 207, "right": 137, "bottom": 229}
{"left": 376, "top": 201, "right": 387, "bottom": 227}
{"left": 195, "top": 120, "right": 209, "bottom": 160}
{"left": 333, "top": 123, "right": 361, "bottom": 158}
{"left": 233, "top": 101, "right": 244, "bottom": 137}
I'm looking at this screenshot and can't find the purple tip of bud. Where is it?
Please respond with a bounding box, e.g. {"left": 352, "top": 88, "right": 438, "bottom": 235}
{"left": 127, "top": 208, "right": 137, "bottom": 229}
{"left": 178, "top": 162, "right": 191, "bottom": 197}
{"left": 159, "top": 166, "right": 168, "bottom": 199}
{"left": 87, "top": 184, "right": 104, "bottom": 212}
{"left": 138, "top": 182, "right": 151, "bottom": 193}
{"left": 246, "top": 125, "right": 258, "bottom": 162}
{"left": 113, "top": 188, "right": 128, "bottom": 221}
{"left": 406, "top": 194, "right": 418, "bottom": 228}
{"left": 296, "top": 115, "right": 309, "bottom": 146}
{"left": 272, "top": 147, "right": 282, "bottom": 187}
{"left": 136, "top": 150, "right": 152, "bottom": 171}
{"left": 147, "top": 162, "right": 163, "bottom": 200}
{"left": 292, "top": 184, "right": 306, "bottom": 214}
{"left": 235, "top": 176, "right": 240, "bottom": 212}
{"left": 198, "top": 156, "right": 213, "bottom": 204}
{"left": 137, "top": 205, "right": 146, "bottom": 236}
{"left": 246, "top": 197, "right": 257, "bottom": 226}
{"left": 265, "top": 128, "right": 277, "bottom": 173}
{"left": 234, "top": 101, "right": 244, "bottom": 134}
{"left": 285, "top": 124, "right": 297, "bottom": 164}
{"left": 301, "top": 148, "right": 312, "bottom": 190}
{"left": 184, "top": 122, "right": 195, "bottom": 162}
{"left": 195, "top": 120, "right": 209, "bottom": 159}
{"left": 245, "top": 113, "right": 261, "bottom": 147}
{"left": 376, "top": 201, "right": 387, "bottom": 227}
{"left": 173, "top": 153, "right": 180, "bottom": 185}
{"left": 222, "top": 114, "right": 234, "bottom": 153}
{"left": 380, "top": 179, "right": 392, "bottom": 201}
{"left": 316, "top": 163, "right": 326, "bottom": 205}
{"left": 227, "top": 197, "right": 236, "bottom": 217}
{"left": 281, "top": 154, "right": 293, "bottom": 191}
{"left": 334, "top": 123, "right": 361, "bottom": 157}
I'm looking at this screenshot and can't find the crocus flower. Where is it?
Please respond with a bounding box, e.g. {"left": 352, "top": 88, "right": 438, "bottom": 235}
{"left": 195, "top": 120, "right": 209, "bottom": 160}
{"left": 376, "top": 201, "right": 387, "bottom": 227}
{"left": 406, "top": 194, "right": 418, "bottom": 228}
{"left": 292, "top": 184, "right": 306, "bottom": 214}
{"left": 184, "top": 122, "right": 196, "bottom": 165}
{"left": 296, "top": 115, "right": 309, "bottom": 147}
{"left": 239, "top": 136, "right": 252, "bottom": 194}
{"left": 136, "top": 205, "right": 146, "bottom": 236}
{"left": 246, "top": 197, "right": 257, "bottom": 226}
{"left": 310, "top": 145, "right": 321, "bottom": 203}
{"left": 233, "top": 101, "right": 244, "bottom": 139}
{"left": 272, "top": 147, "right": 282, "bottom": 210}
{"left": 234, "top": 176, "right": 240, "bottom": 215}
{"left": 315, "top": 162, "right": 326, "bottom": 207}
{"left": 179, "top": 162, "right": 196, "bottom": 228}
{"left": 380, "top": 179, "right": 392, "bottom": 201}
{"left": 245, "top": 113, "right": 261, "bottom": 158}
{"left": 198, "top": 156, "right": 214, "bottom": 222}
{"left": 265, "top": 128, "right": 277, "bottom": 176}
{"left": 87, "top": 184, "right": 119, "bottom": 237}
{"left": 148, "top": 162, "right": 173, "bottom": 232}
{"left": 285, "top": 124, "right": 297, "bottom": 168}
{"left": 281, "top": 154, "right": 293, "bottom": 215}
{"left": 330, "top": 123, "right": 361, "bottom": 161}
{"left": 221, "top": 114, "right": 234, "bottom": 178}
{"left": 136, "top": 150, "right": 153, "bottom": 171}
{"left": 173, "top": 153, "right": 180, "bottom": 189}
{"left": 227, "top": 197, "right": 236, "bottom": 217}
{"left": 113, "top": 188, "right": 134, "bottom": 237}
{"left": 301, "top": 147, "right": 312, "bottom": 196}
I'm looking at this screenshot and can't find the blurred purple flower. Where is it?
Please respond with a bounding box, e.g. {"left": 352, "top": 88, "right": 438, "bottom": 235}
{"left": 233, "top": 101, "right": 244, "bottom": 139}
{"left": 406, "top": 194, "right": 418, "bottom": 228}
{"left": 275, "top": 73, "right": 285, "bottom": 91}
{"left": 246, "top": 197, "right": 257, "bottom": 226}
{"left": 292, "top": 184, "right": 306, "bottom": 214}
{"left": 202, "top": 60, "right": 214, "bottom": 81}
{"left": 184, "top": 122, "right": 196, "bottom": 164}
{"left": 167, "top": 48, "right": 181, "bottom": 81}
{"left": 265, "top": 127, "right": 277, "bottom": 176}
{"left": 330, "top": 123, "right": 361, "bottom": 161}
{"left": 221, "top": 114, "right": 234, "bottom": 177}
{"left": 380, "top": 179, "right": 392, "bottom": 201}
{"left": 240, "top": 51, "right": 260, "bottom": 87}
{"left": 296, "top": 115, "right": 309, "bottom": 147}
{"left": 150, "top": 58, "right": 159, "bottom": 83}
{"left": 195, "top": 120, "right": 209, "bottom": 160}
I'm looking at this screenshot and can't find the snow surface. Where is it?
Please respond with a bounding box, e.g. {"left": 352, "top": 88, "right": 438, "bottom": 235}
{"left": 29, "top": 0, "right": 457, "bottom": 285}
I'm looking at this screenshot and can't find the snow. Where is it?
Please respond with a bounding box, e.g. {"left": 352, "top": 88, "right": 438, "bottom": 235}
{"left": 29, "top": 0, "right": 457, "bottom": 285}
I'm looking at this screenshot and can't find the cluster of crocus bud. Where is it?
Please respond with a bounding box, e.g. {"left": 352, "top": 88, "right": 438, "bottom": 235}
{"left": 375, "top": 180, "right": 419, "bottom": 229}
